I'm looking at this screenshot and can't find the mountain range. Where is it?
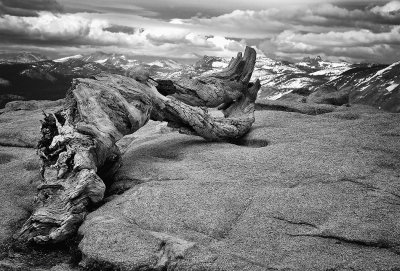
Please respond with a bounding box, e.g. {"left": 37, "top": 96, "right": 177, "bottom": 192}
{"left": 0, "top": 51, "right": 398, "bottom": 112}
{"left": 0, "top": 52, "right": 49, "bottom": 64}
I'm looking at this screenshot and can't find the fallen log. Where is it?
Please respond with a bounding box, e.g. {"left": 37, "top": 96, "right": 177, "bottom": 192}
{"left": 17, "top": 47, "right": 259, "bottom": 244}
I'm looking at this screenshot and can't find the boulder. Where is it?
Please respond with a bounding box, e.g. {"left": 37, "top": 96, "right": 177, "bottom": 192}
{"left": 0, "top": 147, "right": 39, "bottom": 247}
{"left": 0, "top": 100, "right": 63, "bottom": 147}
{"left": 79, "top": 105, "right": 400, "bottom": 271}
{"left": 0, "top": 94, "right": 25, "bottom": 109}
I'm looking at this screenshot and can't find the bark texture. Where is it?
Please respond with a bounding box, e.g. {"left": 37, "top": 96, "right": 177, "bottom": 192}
{"left": 151, "top": 79, "right": 260, "bottom": 141}
{"left": 17, "top": 75, "right": 153, "bottom": 243}
{"left": 17, "top": 46, "right": 259, "bottom": 244}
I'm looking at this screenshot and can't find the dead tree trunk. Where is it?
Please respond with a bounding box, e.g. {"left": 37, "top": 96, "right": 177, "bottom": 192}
{"left": 17, "top": 47, "right": 259, "bottom": 244}
{"left": 17, "top": 75, "right": 154, "bottom": 244}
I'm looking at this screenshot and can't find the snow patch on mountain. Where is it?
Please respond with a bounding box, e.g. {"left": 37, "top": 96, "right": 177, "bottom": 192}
{"left": 148, "top": 59, "right": 182, "bottom": 69}
{"left": 94, "top": 59, "right": 108, "bottom": 64}
{"left": 212, "top": 61, "right": 228, "bottom": 68}
{"left": 310, "top": 67, "right": 350, "bottom": 77}
{"left": 281, "top": 78, "right": 313, "bottom": 89}
{"left": 54, "top": 55, "right": 83, "bottom": 62}
{"left": 267, "top": 90, "right": 293, "bottom": 100}
{"left": 386, "top": 83, "right": 399, "bottom": 92}
{"left": 371, "top": 61, "right": 400, "bottom": 79}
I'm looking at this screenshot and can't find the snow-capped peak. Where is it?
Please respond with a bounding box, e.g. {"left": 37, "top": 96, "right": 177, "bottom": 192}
{"left": 148, "top": 59, "right": 182, "bottom": 69}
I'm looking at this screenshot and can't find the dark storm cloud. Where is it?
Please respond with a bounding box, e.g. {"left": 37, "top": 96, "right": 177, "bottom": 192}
{"left": 125, "top": 0, "right": 389, "bottom": 19}
{"left": 60, "top": 0, "right": 349, "bottom": 20}
{"left": 59, "top": 0, "right": 159, "bottom": 17}
{"left": 104, "top": 25, "right": 142, "bottom": 35}
{"left": 60, "top": 0, "right": 252, "bottom": 19}
{"left": 0, "top": 32, "right": 81, "bottom": 47}
{"left": 296, "top": 3, "right": 400, "bottom": 27}
{"left": 0, "top": 0, "right": 63, "bottom": 16}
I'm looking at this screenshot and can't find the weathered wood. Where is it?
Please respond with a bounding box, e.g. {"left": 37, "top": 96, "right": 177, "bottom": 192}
{"left": 155, "top": 46, "right": 256, "bottom": 107}
{"left": 17, "top": 47, "right": 260, "bottom": 244}
{"left": 150, "top": 79, "right": 260, "bottom": 141}
{"left": 17, "top": 75, "right": 154, "bottom": 243}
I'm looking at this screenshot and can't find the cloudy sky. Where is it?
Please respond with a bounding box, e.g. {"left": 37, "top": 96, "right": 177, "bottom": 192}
{"left": 0, "top": 0, "right": 399, "bottom": 63}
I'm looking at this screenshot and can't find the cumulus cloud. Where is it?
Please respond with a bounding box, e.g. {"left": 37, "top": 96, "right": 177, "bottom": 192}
{"left": 259, "top": 27, "right": 400, "bottom": 63}
{"left": 371, "top": 0, "right": 400, "bottom": 15}
{"left": 175, "top": 1, "right": 400, "bottom": 39}
{"left": 174, "top": 9, "right": 288, "bottom": 39}
{"left": 168, "top": 0, "right": 400, "bottom": 62}
{"left": 0, "top": 12, "right": 245, "bottom": 58}
{"left": 275, "top": 27, "right": 400, "bottom": 48}
{"left": 254, "top": 1, "right": 400, "bottom": 63}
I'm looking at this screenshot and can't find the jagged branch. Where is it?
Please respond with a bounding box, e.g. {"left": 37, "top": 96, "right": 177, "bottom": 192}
{"left": 17, "top": 46, "right": 259, "bottom": 244}
{"left": 150, "top": 79, "right": 260, "bottom": 141}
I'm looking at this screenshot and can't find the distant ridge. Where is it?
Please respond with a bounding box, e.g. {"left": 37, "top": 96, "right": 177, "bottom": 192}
{"left": 0, "top": 52, "right": 49, "bottom": 63}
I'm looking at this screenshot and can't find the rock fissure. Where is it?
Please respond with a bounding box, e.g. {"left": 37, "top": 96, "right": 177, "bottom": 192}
{"left": 271, "top": 216, "right": 319, "bottom": 229}
{"left": 288, "top": 233, "right": 398, "bottom": 254}
{"left": 339, "top": 177, "right": 400, "bottom": 206}
{"left": 0, "top": 143, "right": 34, "bottom": 148}
{"left": 219, "top": 196, "right": 255, "bottom": 239}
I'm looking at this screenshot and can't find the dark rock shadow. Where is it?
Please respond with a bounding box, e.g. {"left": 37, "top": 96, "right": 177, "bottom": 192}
{"left": 228, "top": 138, "right": 269, "bottom": 148}
{"left": 255, "top": 100, "right": 336, "bottom": 115}
{"left": 0, "top": 153, "right": 15, "bottom": 165}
